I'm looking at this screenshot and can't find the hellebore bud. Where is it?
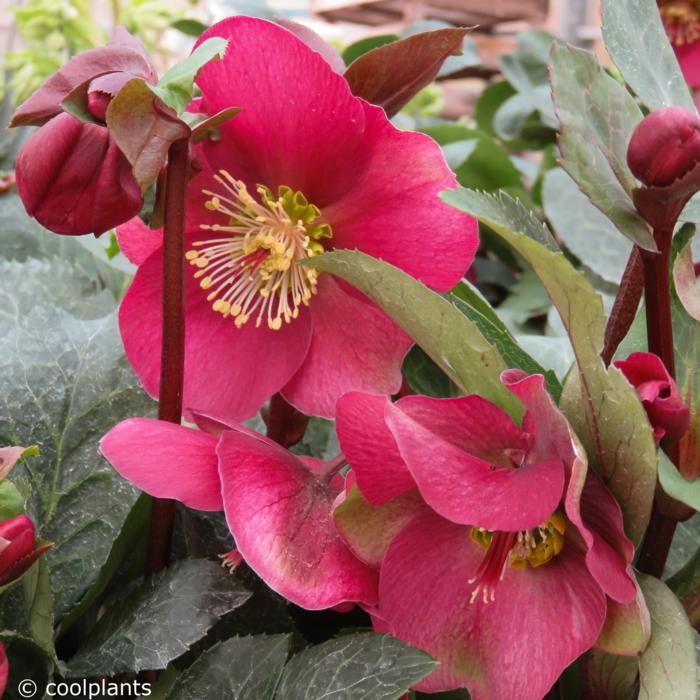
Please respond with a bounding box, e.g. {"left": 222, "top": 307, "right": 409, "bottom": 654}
{"left": 10, "top": 30, "right": 156, "bottom": 236}
{"left": 627, "top": 107, "right": 700, "bottom": 230}
{"left": 628, "top": 106, "right": 700, "bottom": 187}
{"left": 0, "top": 515, "right": 52, "bottom": 587}
{"left": 615, "top": 351, "right": 690, "bottom": 446}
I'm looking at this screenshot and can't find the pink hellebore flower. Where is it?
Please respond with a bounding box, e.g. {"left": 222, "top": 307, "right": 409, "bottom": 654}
{"left": 0, "top": 515, "right": 52, "bottom": 587}
{"left": 334, "top": 371, "right": 642, "bottom": 700}
{"left": 100, "top": 413, "right": 378, "bottom": 609}
{"left": 11, "top": 29, "right": 157, "bottom": 235}
{"left": 659, "top": 1, "right": 700, "bottom": 87}
{"left": 615, "top": 351, "right": 690, "bottom": 445}
{"left": 117, "top": 16, "right": 477, "bottom": 421}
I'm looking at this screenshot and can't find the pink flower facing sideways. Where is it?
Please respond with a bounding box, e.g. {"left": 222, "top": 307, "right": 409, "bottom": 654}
{"left": 100, "top": 412, "right": 378, "bottom": 610}
{"left": 333, "top": 370, "right": 644, "bottom": 700}
{"left": 117, "top": 16, "right": 477, "bottom": 421}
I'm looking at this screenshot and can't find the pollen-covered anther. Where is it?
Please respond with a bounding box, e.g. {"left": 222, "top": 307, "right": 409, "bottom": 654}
{"left": 468, "top": 512, "right": 567, "bottom": 604}
{"left": 187, "top": 170, "right": 331, "bottom": 330}
{"left": 660, "top": 1, "right": 700, "bottom": 46}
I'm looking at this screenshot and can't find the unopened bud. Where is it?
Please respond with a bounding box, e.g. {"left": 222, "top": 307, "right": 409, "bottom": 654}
{"left": 0, "top": 515, "right": 52, "bottom": 587}
{"left": 615, "top": 352, "right": 690, "bottom": 446}
{"left": 628, "top": 107, "right": 700, "bottom": 187}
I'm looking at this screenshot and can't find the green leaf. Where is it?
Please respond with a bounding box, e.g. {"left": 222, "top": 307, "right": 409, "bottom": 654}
{"left": 21, "top": 558, "right": 54, "bottom": 661}
{"left": 543, "top": 167, "right": 632, "bottom": 287}
{"left": 601, "top": 0, "right": 695, "bottom": 112}
{"left": 171, "top": 18, "right": 209, "bottom": 37}
{"left": 637, "top": 574, "right": 697, "bottom": 699}
{"left": 442, "top": 188, "right": 657, "bottom": 543}
{"left": 659, "top": 450, "right": 700, "bottom": 510}
{"left": 580, "top": 650, "right": 639, "bottom": 700}
{"left": 0, "top": 481, "right": 25, "bottom": 521}
{"left": 454, "top": 137, "right": 524, "bottom": 192}
{"left": 153, "top": 37, "right": 227, "bottom": 114}
{"left": 673, "top": 232, "right": 700, "bottom": 321}
{"left": 58, "top": 493, "right": 152, "bottom": 636}
{"left": 402, "top": 346, "right": 458, "bottom": 398}
{"left": 67, "top": 559, "right": 251, "bottom": 676}
{"left": 0, "top": 632, "right": 52, "bottom": 700}
{"left": 549, "top": 42, "right": 654, "bottom": 251}
{"left": 275, "top": 633, "right": 436, "bottom": 700}
{"left": 168, "top": 634, "right": 290, "bottom": 700}
{"left": 449, "top": 282, "right": 562, "bottom": 399}
{"left": 0, "top": 194, "right": 131, "bottom": 301}
{"left": 290, "top": 418, "right": 339, "bottom": 461}
{"left": 342, "top": 35, "right": 399, "bottom": 66}
{"left": 0, "top": 303, "right": 155, "bottom": 618}
{"left": 497, "top": 29, "right": 558, "bottom": 132}
{"left": 306, "top": 251, "right": 522, "bottom": 420}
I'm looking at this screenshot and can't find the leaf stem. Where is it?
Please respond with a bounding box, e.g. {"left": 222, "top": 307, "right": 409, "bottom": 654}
{"left": 637, "top": 227, "right": 678, "bottom": 577}
{"left": 145, "top": 138, "right": 189, "bottom": 576}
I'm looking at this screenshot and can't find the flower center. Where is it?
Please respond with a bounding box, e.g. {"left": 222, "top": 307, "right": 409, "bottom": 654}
{"left": 468, "top": 512, "right": 567, "bottom": 604}
{"left": 660, "top": 1, "right": 700, "bottom": 46}
{"left": 187, "top": 170, "right": 332, "bottom": 330}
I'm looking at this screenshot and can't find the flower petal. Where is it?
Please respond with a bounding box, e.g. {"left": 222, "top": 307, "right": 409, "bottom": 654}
{"left": 282, "top": 275, "right": 412, "bottom": 419}
{"left": 567, "top": 467, "right": 637, "bottom": 604}
{"left": 323, "top": 101, "right": 478, "bottom": 292}
{"left": 377, "top": 512, "right": 607, "bottom": 699}
{"left": 119, "top": 249, "right": 313, "bottom": 422}
{"left": 116, "top": 217, "right": 163, "bottom": 265}
{"left": 194, "top": 16, "right": 368, "bottom": 205}
{"left": 100, "top": 418, "right": 222, "bottom": 510}
{"left": 336, "top": 392, "right": 415, "bottom": 505}
{"left": 596, "top": 579, "right": 651, "bottom": 655}
{"left": 16, "top": 114, "right": 143, "bottom": 235}
{"left": 385, "top": 397, "right": 564, "bottom": 531}
{"left": 217, "top": 428, "right": 378, "bottom": 609}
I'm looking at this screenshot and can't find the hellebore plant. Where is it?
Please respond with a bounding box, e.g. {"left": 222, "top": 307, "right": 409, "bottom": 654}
{"left": 10, "top": 29, "right": 157, "bottom": 235}
{"left": 117, "top": 16, "right": 478, "bottom": 423}
{"left": 334, "top": 372, "right": 643, "bottom": 699}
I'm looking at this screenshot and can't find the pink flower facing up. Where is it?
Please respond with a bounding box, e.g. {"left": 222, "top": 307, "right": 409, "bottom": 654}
{"left": 117, "top": 16, "right": 477, "bottom": 422}
{"left": 334, "top": 371, "right": 643, "bottom": 700}
{"left": 660, "top": 1, "right": 700, "bottom": 87}
{"left": 615, "top": 351, "right": 690, "bottom": 445}
{"left": 100, "top": 414, "right": 378, "bottom": 610}
{"left": 11, "top": 29, "right": 157, "bottom": 235}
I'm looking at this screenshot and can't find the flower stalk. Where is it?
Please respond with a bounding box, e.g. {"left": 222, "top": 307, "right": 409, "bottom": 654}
{"left": 145, "top": 138, "right": 190, "bottom": 576}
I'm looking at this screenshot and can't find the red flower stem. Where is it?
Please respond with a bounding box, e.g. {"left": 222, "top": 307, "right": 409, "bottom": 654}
{"left": 145, "top": 138, "right": 190, "bottom": 577}
{"left": 601, "top": 247, "right": 644, "bottom": 366}
{"left": 636, "top": 227, "right": 678, "bottom": 577}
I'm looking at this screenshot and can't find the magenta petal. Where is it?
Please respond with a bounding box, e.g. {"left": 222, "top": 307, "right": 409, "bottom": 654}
{"left": 378, "top": 512, "right": 607, "bottom": 698}
{"left": 323, "top": 101, "right": 478, "bottom": 292}
{"left": 567, "top": 467, "right": 637, "bottom": 604}
{"left": 100, "top": 418, "right": 223, "bottom": 510}
{"left": 217, "top": 429, "right": 378, "bottom": 609}
{"left": 675, "top": 41, "right": 700, "bottom": 88}
{"left": 194, "top": 16, "right": 368, "bottom": 205}
{"left": 16, "top": 113, "right": 143, "bottom": 235}
{"left": 119, "top": 249, "right": 313, "bottom": 422}
{"left": 385, "top": 399, "right": 564, "bottom": 531}
{"left": 116, "top": 217, "right": 163, "bottom": 265}
{"left": 276, "top": 19, "right": 345, "bottom": 74}
{"left": 282, "top": 275, "right": 412, "bottom": 419}
{"left": 336, "top": 392, "right": 415, "bottom": 505}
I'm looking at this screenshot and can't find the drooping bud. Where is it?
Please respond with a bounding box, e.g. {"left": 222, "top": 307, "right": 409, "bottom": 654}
{"left": 0, "top": 515, "right": 52, "bottom": 587}
{"left": 628, "top": 107, "right": 700, "bottom": 187}
{"left": 627, "top": 107, "right": 700, "bottom": 229}
{"left": 615, "top": 351, "right": 690, "bottom": 445}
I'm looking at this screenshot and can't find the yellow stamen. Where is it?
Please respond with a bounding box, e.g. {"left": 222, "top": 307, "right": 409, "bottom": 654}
{"left": 187, "top": 171, "right": 332, "bottom": 331}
